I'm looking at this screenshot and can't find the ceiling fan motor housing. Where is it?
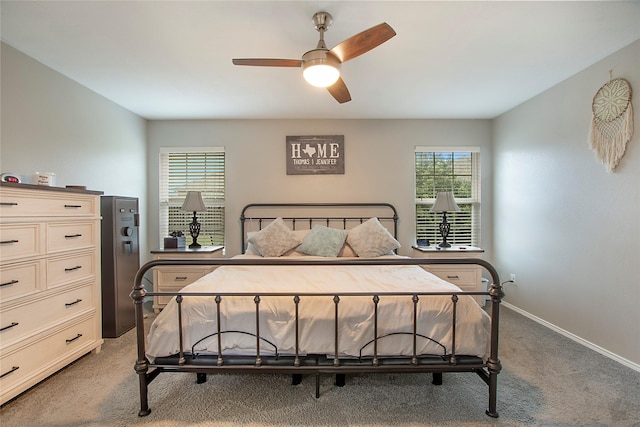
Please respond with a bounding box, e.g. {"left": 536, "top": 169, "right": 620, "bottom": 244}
{"left": 312, "top": 11, "right": 332, "bottom": 31}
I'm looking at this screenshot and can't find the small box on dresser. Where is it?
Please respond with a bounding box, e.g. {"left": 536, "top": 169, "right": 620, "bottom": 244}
{"left": 412, "top": 245, "right": 485, "bottom": 306}
{"left": 0, "top": 183, "right": 104, "bottom": 405}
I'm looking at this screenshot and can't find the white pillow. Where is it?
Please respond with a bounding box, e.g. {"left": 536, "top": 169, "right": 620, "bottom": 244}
{"left": 246, "top": 218, "right": 302, "bottom": 257}
{"left": 246, "top": 229, "right": 309, "bottom": 255}
{"left": 346, "top": 217, "right": 400, "bottom": 257}
{"left": 245, "top": 232, "right": 260, "bottom": 255}
{"left": 297, "top": 225, "right": 348, "bottom": 257}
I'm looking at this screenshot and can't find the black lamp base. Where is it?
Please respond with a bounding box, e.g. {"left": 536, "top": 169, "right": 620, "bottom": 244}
{"left": 437, "top": 212, "right": 452, "bottom": 249}
{"left": 188, "top": 211, "right": 202, "bottom": 249}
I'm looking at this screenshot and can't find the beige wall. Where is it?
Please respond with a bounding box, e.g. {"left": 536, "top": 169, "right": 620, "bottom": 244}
{"left": 493, "top": 40, "right": 640, "bottom": 368}
{"left": 0, "top": 43, "right": 148, "bottom": 255}
{"left": 146, "top": 119, "right": 493, "bottom": 257}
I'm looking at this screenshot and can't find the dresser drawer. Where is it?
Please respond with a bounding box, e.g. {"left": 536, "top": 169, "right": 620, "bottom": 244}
{"left": 426, "top": 265, "right": 478, "bottom": 286}
{"left": 0, "top": 315, "right": 97, "bottom": 400}
{"left": 426, "top": 265, "right": 483, "bottom": 305}
{"left": 0, "top": 284, "right": 94, "bottom": 349}
{"left": 0, "top": 260, "right": 44, "bottom": 302}
{"left": 47, "top": 251, "right": 95, "bottom": 289}
{"left": 155, "top": 268, "right": 215, "bottom": 307}
{"left": 0, "top": 224, "right": 41, "bottom": 262}
{"left": 156, "top": 268, "right": 213, "bottom": 287}
{"left": 47, "top": 222, "right": 96, "bottom": 253}
{"left": 0, "top": 191, "right": 97, "bottom": 217}
{"left": 150, "top": 247, "right": 223, "bottom": 313}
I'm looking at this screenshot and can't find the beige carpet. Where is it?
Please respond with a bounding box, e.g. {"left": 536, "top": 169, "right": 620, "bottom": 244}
{"left": 1, "top": 307, "right": 639, "bottom": 427}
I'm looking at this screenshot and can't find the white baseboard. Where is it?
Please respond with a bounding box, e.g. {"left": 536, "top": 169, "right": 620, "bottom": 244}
{"left": 502, "top": 302, "right": 640, "bottom": 373}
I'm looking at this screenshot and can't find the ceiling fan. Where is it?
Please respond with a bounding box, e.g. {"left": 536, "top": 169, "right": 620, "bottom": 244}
{"left": 232, "top": 12, "right": 396, "bottom": 104}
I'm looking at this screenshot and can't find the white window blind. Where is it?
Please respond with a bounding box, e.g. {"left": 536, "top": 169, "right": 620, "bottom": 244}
{"left": 159, "top": 148, "right": 225, "bottom": 246}
{"left": 415, "top": 147, "right": 480, "bottom": 247}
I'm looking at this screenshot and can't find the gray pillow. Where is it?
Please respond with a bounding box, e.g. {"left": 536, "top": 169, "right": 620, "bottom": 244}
{"left": 346, "top": 217, "right": 400, "bottom": 257}
{"left": 247, "top": 218, "right": 302, "bottom": 257}
{"left": 297, "top": 225, "right": 348, "bottom": 257}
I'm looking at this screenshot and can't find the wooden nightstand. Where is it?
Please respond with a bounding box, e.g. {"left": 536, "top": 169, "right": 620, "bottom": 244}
{"left": 412, "top": 245, "right": 485, "bottom": 305}
{"left": 150, "top": 245, "right": 224, "bottom": 313}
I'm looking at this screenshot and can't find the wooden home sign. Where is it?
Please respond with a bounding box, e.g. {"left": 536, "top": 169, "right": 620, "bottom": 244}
{"left": 286, "top": 135, "right": 344, "bottom": 175}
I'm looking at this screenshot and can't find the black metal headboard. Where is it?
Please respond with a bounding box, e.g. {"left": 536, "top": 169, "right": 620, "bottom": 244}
{"left": 239, "top": 203, "right": 399, "bottom": 254}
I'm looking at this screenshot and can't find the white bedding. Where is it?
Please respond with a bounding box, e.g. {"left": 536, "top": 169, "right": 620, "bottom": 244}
{"left": 146, "top": 255, "right": 490, "bottom": 362}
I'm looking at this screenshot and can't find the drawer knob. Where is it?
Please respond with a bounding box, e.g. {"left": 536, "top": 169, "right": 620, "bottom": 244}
{"left": 0, "top": 202, "right": 18, "bottom": 206}
{"left": 0, "top": 279, "right": 19, "bottom": 287}
{"left": 64, "top": 265, "right": 83, "bottom": 272}
{"left": 0, "top": 322, "right": 19, "bottom": 332}
{"left": 175, "top": 276, "right": 188, "bottom": 281}
{"left": 64, "top": 204, "right": 82, "bottom": 208}
{"left": 446, "top": 275, "right": 460, "bottom": 280}
{"left": 0, "top": 239, "right": 19, "bottom": 245}
{"left": 0, "top": 366, "right": 19, "bottom": 379}
{"left": 64, "top": 234, "right": 83, "bottom": 238}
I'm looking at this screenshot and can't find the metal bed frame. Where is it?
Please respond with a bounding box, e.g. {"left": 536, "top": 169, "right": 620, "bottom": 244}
{"left": 132, "top": 203, "right": 504, "bottom": 418}
{"left": 239, "top": 202, "right": 399, "bottom": 251}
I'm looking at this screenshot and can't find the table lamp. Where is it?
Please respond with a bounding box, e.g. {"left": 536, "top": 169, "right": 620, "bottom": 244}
{"left": 430, "top": 191, "right": 460, "bottom": 248}
{"left": 181, "top": 191, "right": 206, "bottom": 248}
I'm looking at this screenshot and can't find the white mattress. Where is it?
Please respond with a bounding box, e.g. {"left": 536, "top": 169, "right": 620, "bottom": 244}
{"left": 146, "top": 255, "right": 491, "bottom": 362}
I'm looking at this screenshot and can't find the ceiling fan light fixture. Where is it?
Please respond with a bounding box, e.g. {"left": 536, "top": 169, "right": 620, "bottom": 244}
{"left": 303, "top": 64, "right": 340, "bottom": 87}
{"left": 302, "top": 50, "right": 341, "bottom": 88}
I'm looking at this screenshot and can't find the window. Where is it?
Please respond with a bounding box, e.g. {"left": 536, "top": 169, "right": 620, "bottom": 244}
{"left": 159, "top": 148, "right": 225, "bottom": 246}
{"left": 415, "top": 147, "right": 480, "bottom": 247}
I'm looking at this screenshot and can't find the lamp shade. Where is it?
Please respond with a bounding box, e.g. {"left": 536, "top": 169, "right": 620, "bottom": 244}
{"left": 181, "top": 191, "right": 206, "bottom": 212}
{"left": 430, "top": 191, "right": 460, "bottom": 213}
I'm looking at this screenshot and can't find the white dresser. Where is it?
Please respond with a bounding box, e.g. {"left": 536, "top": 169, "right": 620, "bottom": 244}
{"left": 412, "top": 245, "right": 485, "bottom": 305}
{"left": 0, "top": 183, "right": 103, "bottom": 404}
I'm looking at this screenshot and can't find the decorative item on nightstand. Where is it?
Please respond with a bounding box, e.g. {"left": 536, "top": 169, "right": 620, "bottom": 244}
{"left": 430, "top": 191, "right": 460, "bottom": 248}
{"left": 163, "top": 231, "right": 186, "bottom": 249}
{"left": 416, "top": 238, "right": 430, "bottom": 247}
{"left": 181, "top": 191, "right": 206, "bottom": 248}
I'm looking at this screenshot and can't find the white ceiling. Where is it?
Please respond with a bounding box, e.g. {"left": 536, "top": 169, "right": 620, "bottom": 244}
{"left": 1, "top": 1, "right": 639, "bottom": 120}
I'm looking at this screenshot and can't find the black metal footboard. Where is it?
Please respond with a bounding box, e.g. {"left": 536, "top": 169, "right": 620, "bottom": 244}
{"left": 132, "top": 258, "right": 503, "bottom": 418}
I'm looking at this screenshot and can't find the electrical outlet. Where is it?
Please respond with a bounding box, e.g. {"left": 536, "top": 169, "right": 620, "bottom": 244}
{"left": 510, "top": 273, "right": 516, "bottom": 283}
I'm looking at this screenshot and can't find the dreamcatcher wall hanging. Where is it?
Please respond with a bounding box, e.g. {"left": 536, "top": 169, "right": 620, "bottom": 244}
{"left": 589, "top": 76, "right": 633, "bottom": 172}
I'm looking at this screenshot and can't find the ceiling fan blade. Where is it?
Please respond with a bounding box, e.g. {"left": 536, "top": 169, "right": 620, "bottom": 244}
{"left": 232, "top": 58, "right": 302, "bottom": 67}
{"left": 327, "top": 77, "right": 351, "bottom": 104}
{"left": 330, "top": 23, "right": 396, "bottom": 63}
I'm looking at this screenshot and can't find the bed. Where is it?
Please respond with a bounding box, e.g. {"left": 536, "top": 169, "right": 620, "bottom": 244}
{"left": 132, "top": 203, "right": 504, "bottom": 418}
